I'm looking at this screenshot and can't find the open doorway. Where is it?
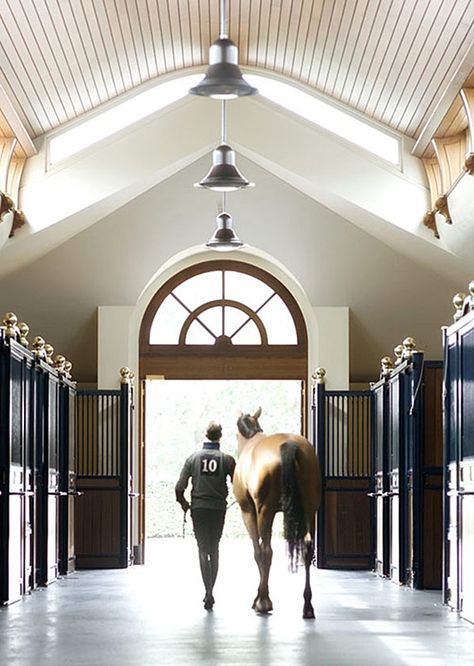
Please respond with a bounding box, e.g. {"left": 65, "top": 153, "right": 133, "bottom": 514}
{"left": 144, "top": 378, "right": 302, "bottom": 543}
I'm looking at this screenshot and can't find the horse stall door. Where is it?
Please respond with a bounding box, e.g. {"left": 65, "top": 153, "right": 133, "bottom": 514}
{"left": 316, "top": 389, "right": 374, "bottom": 569}
{"left": 58, "top": 379, "right": 77, "bottom": 576}
{"left": 0, "top": 338, "right": 28, "bottom": 604}
{"left": 420, "top": 362, "right": 443, "bottom": 590}
{"left": 443, "top": 330, "right": 460, "bottom": 610}
{"left": 371, "top": 380, "right": 390, "bottom": 577}
{"left": 75, "top": 389, "right": 131, "bottom": 569}
{"left": 35, "top": 363, "right": 61, "bottom": 586}
{"left": 387, "top": 368, "right": 407, "bottom": 585}
{"left": 23, "top": 353, "right": 35, "bottom": 594}
{"left": 459, "top": 320, "right": 474, "bottom": 623}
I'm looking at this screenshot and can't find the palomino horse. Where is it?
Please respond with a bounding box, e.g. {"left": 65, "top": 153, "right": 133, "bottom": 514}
{"left": 233, "top": 408, "right": 321, "bottom": 619}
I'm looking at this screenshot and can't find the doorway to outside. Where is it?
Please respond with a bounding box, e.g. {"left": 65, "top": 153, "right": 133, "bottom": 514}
{"left": 145, "top": 378, "right": 302, "bottom": 542}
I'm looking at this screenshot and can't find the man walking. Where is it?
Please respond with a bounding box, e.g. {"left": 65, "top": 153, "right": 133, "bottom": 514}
{"left": 175, "top": 421, "right": 236, "bottom": 610}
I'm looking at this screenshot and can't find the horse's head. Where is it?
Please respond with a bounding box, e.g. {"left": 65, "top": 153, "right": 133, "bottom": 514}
{"left": 237, "top": 408, "right": 263, "bottom": 449}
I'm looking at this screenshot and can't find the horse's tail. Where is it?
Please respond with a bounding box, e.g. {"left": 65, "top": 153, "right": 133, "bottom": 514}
{"left": 280, "top": 440, "right": 308, "bottom": 570}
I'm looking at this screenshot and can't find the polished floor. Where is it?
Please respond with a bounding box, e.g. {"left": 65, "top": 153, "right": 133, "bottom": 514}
{"left": 1, "top": 538, "right": 473, "bottom": 666}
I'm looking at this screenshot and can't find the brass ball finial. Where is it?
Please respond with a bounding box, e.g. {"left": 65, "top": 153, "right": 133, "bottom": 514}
{"left": 54, "top": 354, "right": 66, "bottom": 375}
{"left": 393, "top": 344, "right": 404, "bottom": 365}
{"left": 312, "top": 367, "right": 326, "bottom": 385}
{"left": 44, "top": 343, "right": 55, "bottom": 366}
{"left": 380, "top": 356, "right": 393, "bottom": 378}
{"left": 3, "top": 312, "right": 19, "bottom": 339}
{"left": 32, "top": 335, "right": 47, "bottom": 360}
{"left": 402, "top": 336, "right": 416, "bottom": 360}
{"left": 453, "top": 292, "right": 466, "bottom": 321}
{"left": 120, "top": 366, "right": 132, "bottom": 384}
{"left": 18, "top": 322, "right": 30, "bottom": 347}
{"left": 464, "top": 152, "right": 474, "bottom": 175}
{"left": 64, "top": 360, "right": 73, "bottom": 379}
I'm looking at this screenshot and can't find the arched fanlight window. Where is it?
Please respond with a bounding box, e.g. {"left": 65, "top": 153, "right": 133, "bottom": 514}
{"left": 139, "top": 261, "right": 307, "bottom": 380}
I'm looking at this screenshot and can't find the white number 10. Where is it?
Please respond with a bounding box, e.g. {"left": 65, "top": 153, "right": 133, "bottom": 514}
{"left": 202, "top": 458, "right": 218, "bottom": 473}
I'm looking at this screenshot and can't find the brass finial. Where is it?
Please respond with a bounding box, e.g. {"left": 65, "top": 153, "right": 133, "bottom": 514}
{"left": 0, "top": 193, "right": 14, "bottom": 218}
{"left": 120, "top": 366, "right": 132, "bottom": 384}
{"left": 312, "top": 367, "right": 326, "bottom": 385}
{"left": 44, "top": 343, "right": 55, "bottom": 365}
{"left": 467, "top": 281, "right": 474, "bottom": 312}
{"left": 402, "top": 336, "right": 417, "bottom": 360}
{"left": 64, "top": 360, "right": 73, "bottom": 380}
{"left": 464, "top": 152, "right": 474, "bottom": 175}
{"left": 18, "top": 322, "right": 29, "bottom": 347}
{"left": 380, "top": 356, "right": 393, "bottom": 378}
{"left": 393, "top": 344, "right": 404, "bottom": 365}
{"left": 3, "top": 312, "right": 19, "bottom": 339}
{"left": 453, "top": 292, "right": 466, "bottom": 321}
{"left": 54, "top": 354, "right": 66, "bottom": 375}
{"left": 422, "top": 210, "right": 440, "bottom": 239}
{"left": 434, "top": 194, "right": 451, "bottom": 224}
{"left": 32, "top": 335, "right": 47, "bottom": 360}
{"left": 9, "top": 209, "right": 26, "bottom": 238}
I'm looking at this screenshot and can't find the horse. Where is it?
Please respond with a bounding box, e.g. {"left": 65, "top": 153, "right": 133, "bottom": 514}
{"left": 232, "top": 407, "right": 321, "bottom": 619}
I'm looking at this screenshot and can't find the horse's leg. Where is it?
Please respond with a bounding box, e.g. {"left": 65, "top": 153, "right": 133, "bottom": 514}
{"left": 302, "top": 533, "right": 315, "bottom": 619}
{"left": 240, "top": 508, "right": 264, "bottom": 609}
{"left": 253, "top": 505, "right": 275, "bottom": 614}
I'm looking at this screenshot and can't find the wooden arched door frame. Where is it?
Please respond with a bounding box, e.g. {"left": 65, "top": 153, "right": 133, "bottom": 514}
{"left": 137, "top": 260, "right": 308, "bottom": 552}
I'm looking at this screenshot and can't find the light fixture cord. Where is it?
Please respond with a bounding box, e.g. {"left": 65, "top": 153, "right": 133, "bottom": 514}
{"left": 219, "top": 0, "right": 228, "bottom": 38}
{"left": 221, "top": 99, "right": 227, "bottom": 143}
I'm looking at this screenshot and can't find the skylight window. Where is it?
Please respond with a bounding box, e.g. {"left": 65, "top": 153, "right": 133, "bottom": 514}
{"left": 48, "top": 74, "right": 202, "bottom": 165}
{"left": 245, "top": 74, "right": 400, "bottom": 165}
{"left": 47, "top": 71, "right": 399, "bottom": 167}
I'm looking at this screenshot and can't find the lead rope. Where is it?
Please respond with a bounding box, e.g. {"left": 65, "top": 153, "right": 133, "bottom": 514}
{"left": 182, "top": 509, "right": 188, "bottom": 538}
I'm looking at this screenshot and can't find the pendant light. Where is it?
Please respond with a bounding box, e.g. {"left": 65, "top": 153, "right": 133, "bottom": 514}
{"left": 206, "top": 193, "right": 244, "bottom": 251}
{"left": 195, "top": 101, "right": 254, "bottom": 191}
{"left": 189, "top": 0, "right": 257, "bottom": 99}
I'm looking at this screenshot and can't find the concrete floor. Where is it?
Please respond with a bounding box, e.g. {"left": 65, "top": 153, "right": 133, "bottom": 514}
{"left": 1, "top": 538, "right": 473, "bottom": 666}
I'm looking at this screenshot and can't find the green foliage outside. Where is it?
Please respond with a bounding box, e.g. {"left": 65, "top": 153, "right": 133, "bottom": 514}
{"left": 145, "top": 379, "right": 301, "bottom": 539}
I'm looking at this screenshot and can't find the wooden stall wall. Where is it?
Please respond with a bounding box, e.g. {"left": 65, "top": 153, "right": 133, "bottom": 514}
{"left": 371, "top": 347, "right": 443, "bottom": 590}
{"left": 443, "top": 304, "right": 474, "bottom": 623}
{"left": 0, "top": 314, "right": 76, "bottom": 605}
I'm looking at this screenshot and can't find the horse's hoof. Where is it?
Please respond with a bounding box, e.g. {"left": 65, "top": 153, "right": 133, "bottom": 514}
{"left": 303, "top": 607, "right": 315, "bottom": 620}
{"left": 204, "top": 594, "right": 214, "bottom": 611}
{"left": 254, "top": 598, "right": 273, "bottom": 614}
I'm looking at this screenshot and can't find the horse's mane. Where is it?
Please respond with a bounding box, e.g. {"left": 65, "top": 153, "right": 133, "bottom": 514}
{"left": 237, "top": 413, "right": 263, "bottom": 440}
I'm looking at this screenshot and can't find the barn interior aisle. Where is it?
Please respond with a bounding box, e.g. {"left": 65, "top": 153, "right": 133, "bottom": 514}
{"left": 0, "top": 538, "right": 473, "bottom": 666}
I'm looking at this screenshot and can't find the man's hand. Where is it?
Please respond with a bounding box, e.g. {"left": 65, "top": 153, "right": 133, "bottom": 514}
{"left": 176, "top": 488, "right": 190, "bottom": 513}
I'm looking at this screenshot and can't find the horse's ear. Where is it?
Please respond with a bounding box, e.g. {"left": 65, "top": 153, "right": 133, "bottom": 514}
{"left": 253, "top": 406, "right": 262, "bottom": 420}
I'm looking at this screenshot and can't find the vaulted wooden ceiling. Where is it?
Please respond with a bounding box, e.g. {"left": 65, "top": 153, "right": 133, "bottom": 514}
{"left": 0, "top": 0, "right": 473, "bottom": 160}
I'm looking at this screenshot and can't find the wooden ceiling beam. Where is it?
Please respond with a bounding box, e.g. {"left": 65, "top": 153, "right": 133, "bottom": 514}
{"left": 0, "top": 82, "right": 36, "bottom": 157}
{"left": 412, "top": 42, "right": 474, "bottom": 158}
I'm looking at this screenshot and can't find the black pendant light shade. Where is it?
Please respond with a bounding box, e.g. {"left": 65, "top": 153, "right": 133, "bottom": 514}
{"left": 206, "top": 211, "right": 243, "bottom": 250}
{"left": 189, "top": 37, "right": 258, "bottom": 99}
{"left": 195, "top": 143, "right": 254, "bottom": 191}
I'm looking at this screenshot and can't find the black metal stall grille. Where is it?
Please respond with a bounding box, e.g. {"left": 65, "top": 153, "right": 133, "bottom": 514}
{"left": 76, "top": 390, "right": 121, "bottom": 477}
{"left": 324, "top": 392, "right": 372, "bottom": 478}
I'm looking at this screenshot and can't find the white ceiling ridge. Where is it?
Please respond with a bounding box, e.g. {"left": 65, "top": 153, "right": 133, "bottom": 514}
{"left": 0, "top": 82, "right": 36, "bottom": 157}
{"left": 412, "top": 39, "right": 474, "bottom": 158}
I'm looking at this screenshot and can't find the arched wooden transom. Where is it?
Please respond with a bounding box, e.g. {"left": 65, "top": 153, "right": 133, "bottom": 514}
{"left": 139, "top": 261, "right": 307, "bottom": 380}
